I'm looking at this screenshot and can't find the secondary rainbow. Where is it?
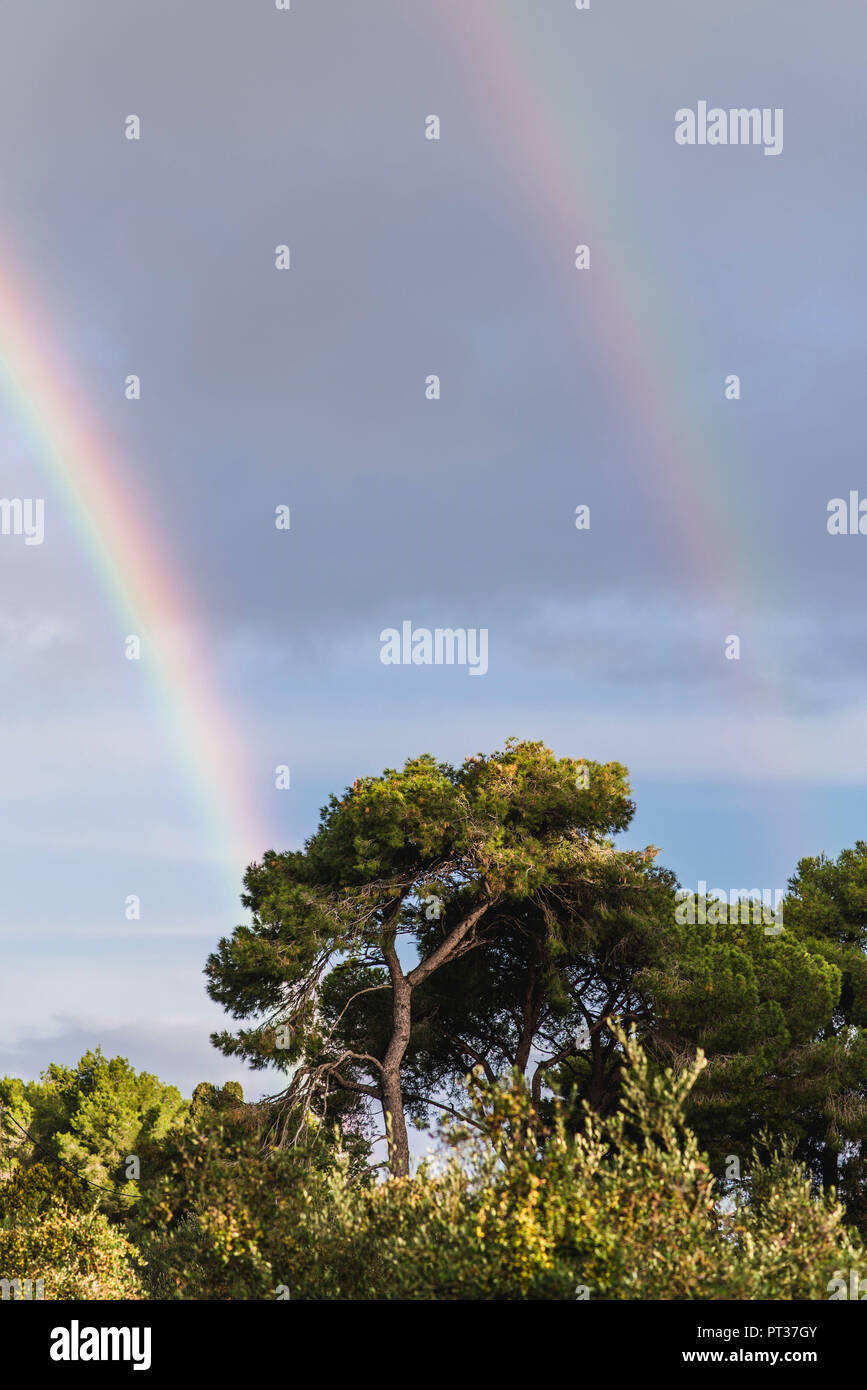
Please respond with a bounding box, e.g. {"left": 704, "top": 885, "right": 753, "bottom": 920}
{"left": 443, "top": 2, "right": 796, "bottom": 687}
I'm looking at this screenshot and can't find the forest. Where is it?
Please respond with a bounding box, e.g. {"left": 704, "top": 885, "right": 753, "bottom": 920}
{"left": 2, "top": 740, "right": 866, "bottom": 1301}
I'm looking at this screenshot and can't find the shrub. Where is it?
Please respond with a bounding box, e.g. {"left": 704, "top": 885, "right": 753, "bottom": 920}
{"left": 0, "top": 1161, "right": 89, "bottom": 1218}
{"left": 0, "top": 1199, "right": 144, "bottom": 1300}
{"left": 132, "top": 1033, "right": 864, "bottom": 1300}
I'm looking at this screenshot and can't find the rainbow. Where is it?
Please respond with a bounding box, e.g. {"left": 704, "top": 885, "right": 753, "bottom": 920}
{"left": 437, "top": 0, "right": 806, "bottom": 862}
{"left": 0, "top": 5, "right": 799, "bottom": 903}
{"left": 441, "top": 1, "right": 740, "bottom": 594}
{"left": 0, "top": 244, "right": 266, "bottom": 897}
{"left": 443, "top": 10, "right": 793, "bottom": 674}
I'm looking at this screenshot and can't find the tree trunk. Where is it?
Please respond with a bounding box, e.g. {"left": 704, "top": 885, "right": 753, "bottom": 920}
{"left": 381, "top": 933, "right": 412, "bottom": 1177}
{"left": 380, "top": 900, "right": 492, "bottom": 1177}
{"left": 380, "top": 1059, "right": 410, "bottom": 1178}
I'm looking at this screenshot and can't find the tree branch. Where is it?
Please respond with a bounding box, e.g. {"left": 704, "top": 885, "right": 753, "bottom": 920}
{"left": 408, "top": 902, "right": 493, "bottom": 987}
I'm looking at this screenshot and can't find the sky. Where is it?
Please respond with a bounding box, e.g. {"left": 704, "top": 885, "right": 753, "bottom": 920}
{"left": 1, "top": 0, "right": 865, "bottom": 1102}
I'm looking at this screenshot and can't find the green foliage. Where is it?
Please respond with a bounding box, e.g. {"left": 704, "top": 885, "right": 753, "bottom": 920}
{"left": 0, "top": 1161, "right": 89, "bottom": 1218}
{"left": 205, "top": 740, "right": 652, "bottom": 1170}
{"left": 131, "top": 1080, "right": 370, "bottom": 1300}
{"left": 0, "top": 1198, "right": 144, "bottom": 1299}
{"left": 0, "top": 1049, "right": 188, "bottom": 1212}
{"left": 189, "top": 1081, "right": 245, "bottom": 1124}
{"left": 408, "top": 852, "right": 676, "bottom": 1122}
{"left": 641, "top": 909, "right": 841, "bottom": 1169}
{"left": 204, "top": 740, "right": 867, "bottom": 1192}
{"left": 6, "top": 749, "right": 867, "bottom": 1298}
{"left": 295, "top": 1040, "right": 860, "bottom": 1301}
{"left": 647, "top": 843, "right": 867, "bottom": 1210}
{"left": 130, "top": 1034, "right": 862, "bottom": 1300}
{"left": 782, "top": 842, "right": 867, "bottom": 1202}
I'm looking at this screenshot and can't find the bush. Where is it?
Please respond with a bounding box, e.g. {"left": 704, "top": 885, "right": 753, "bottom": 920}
{"left": 0, "top": 1199, "right": 144, "bottom": 1300}
{"left": 0, "top": 1161, "right": 89, "bottom": 1218}
{"left": 132, "top": 1033, "right": 864, "bottom": 1300}
{"left": 133, "top": 1099, "right": 363, "bottom": 1300}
